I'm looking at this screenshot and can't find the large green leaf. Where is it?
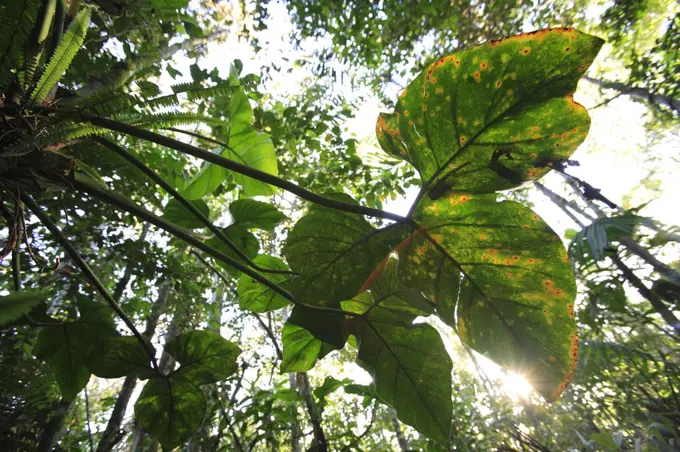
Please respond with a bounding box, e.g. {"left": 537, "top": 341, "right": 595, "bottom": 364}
{"left": 206, "top": 224, "right": 260, "bottom": 276}
{"left": 237, "top": 255, "right": 291, "bottom": 312}
{"left": 344, "top": 261, "right": 453, "bottom": 443}
{"left": 230, "top": 199, "right": 287, "bottom": 231}
{"left": 165, "top": 330, "right": 241, "bottom": 385}
{"left": 397, "top": 192, "right": 578, "bottom": 401}
{"left": 161, "top": 198, "right": 211, "bottom": 229}
{"left": 283, "top": 194, "right": 409, "bottom": 305}
{"left": 224, "top": 126, "right": 278, "bottom": 197}
{"left": 88, "top": 336, "right": 156, "bottom": 380}
{"left": 376, "top": 28, "right": 603, "bottom": 196}
{"left": 181, "top": 153, "right": 226, "bottom": 200}
{"left": 0, "top": 290, "right": 49, "bottom": 326}
{"left": 34, "top": 301, "right": 118, "bottom": 399}
{"left": 134, "top": 375, "right": 206, "bottom": 450}
{"left": 280, "top": 322, "right": 337, "bottom": 373}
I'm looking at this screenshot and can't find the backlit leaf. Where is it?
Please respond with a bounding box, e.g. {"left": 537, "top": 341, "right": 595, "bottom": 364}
{"left": 134, "top": 375, "right": 206, "bottom": 450}
{"left": 376, "top": 28, "right": 603, "bottom": 197}
{"left": 88, "top": 336, "right": 156, "bottom": 380}
{"left": 237, "top": 255, "right": 291, "bottom": 312}
{"left": 398, "top": 192, "right": 578, "bottom": 401}
{"left": 283, "top": 194, "right": 409, "bottom": 305}
{"left": 166, "top": 330, "right": 241, "bottom": 385}
{"left": 162, "top": 198, "right": 211, "bottom": 229}
{"left": 0, "top": 290, "right": 49, "bottom": 326}
{"left": 230, "top": 198, "right": 287, "bottom": 231}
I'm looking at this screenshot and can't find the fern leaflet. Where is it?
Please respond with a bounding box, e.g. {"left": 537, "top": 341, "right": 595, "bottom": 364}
{"left": 30, "top": 7, "right": 90, "bottom": 104}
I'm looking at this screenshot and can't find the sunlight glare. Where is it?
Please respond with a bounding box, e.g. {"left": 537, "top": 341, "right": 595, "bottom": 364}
{"left": 502, "top": 372, "right": 533, "bottom": 400}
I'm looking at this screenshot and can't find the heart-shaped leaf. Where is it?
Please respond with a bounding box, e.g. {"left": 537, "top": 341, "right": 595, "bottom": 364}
{"left": 237, "top": 255, "right": 291, "bottom": 312}
{"left": 230, "top": 199, "right": 287, "bottom": 231}
{"left": 134, "top": 375, "right": 206, "bottom": 450}
{"left": 165, "top": 330, "right": 241, "bottom": 385}
{"left": 377, "top": 28, "right": 603, "bottom": 197}
{"left": 283, "top": 194, "right": 410, "bottom": 305}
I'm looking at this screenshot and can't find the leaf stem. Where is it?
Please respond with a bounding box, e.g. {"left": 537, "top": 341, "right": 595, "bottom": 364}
{"left": 20, "top": 192, "right": 159, "bottom": 372}
{"left": 0, "top": 105, "right": 405, "bottom": 222}
{"left": 92, "top": 137, "right": 294, "bottom": 275}
{"left": 74, "top": 175, "right": 349, "bottom": 318}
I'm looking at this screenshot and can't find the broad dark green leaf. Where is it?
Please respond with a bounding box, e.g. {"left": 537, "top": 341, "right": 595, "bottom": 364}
{"left": 0, "top": 290, "right": 49, "bottom": 325}
{"left": 88, "top": 336, "right": 156, "bottom": 380}
{"left": 237, "top": 255, "right": 290, "bottom": 312}
{"left": 161, "top": 198, "right": 211, "bottom": 229}
{"left": 376, "top": 28, "right": 603, "bottom": 197}
{"left": 280, "top": 306, "right": 343, "bottom": 373}
{"left": 230, "top": 199, "right": 287, "bottom": 231}
{"left": 283, "top": 194, "right": 409, "bottom": 305}
{"left": 166, "top": 330, "right": 241, "bottom": 385}
{"left": 206, "top": 224, "right": 260, "bottom": 276}
{"left": 33, "top": 301, "right": 118, "bottom": 399}
{"left": 134, "top": 375, "right": 206, "bottom": 450}
{"left": 398, "top": 192, "right": 578, "bottom": 401}
{"left": 348, "top": 263, "right": 453, "bottom": 443}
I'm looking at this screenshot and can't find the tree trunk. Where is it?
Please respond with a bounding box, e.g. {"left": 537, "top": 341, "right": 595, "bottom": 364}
{"left": 297, "top": 372, "right": 328, "bottom": 452}
{"left": 96, "top": 279, "right": 170, "bottom": 452}
{"left": 35, "top": 399, "right": 75, "bottom": 452}
{"left": 389, "top": 408, "right": 408, "bottom": 452}
{"left": 584, "top": 76, "right": 680, "bottom": 115}
{"left": 289, "top": 373, "right": 302, "bottom": 452}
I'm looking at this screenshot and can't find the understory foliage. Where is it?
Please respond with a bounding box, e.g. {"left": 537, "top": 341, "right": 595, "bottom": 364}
{"left": 1, "top": 0, "right": 679, "bottom": 451}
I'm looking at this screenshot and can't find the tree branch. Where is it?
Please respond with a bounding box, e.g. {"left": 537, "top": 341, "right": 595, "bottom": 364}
{"left": 93, "top": 137, "right": 294, "bottom": 275}
{"left": 20, "top": 193, "right": 159, "bottom": 372}
{"left": 585, "top": 76, "right": 680, "bottom": 115}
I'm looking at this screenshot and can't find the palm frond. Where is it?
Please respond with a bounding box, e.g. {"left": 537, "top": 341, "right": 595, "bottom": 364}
{"left": 0, "top": 0, "right": 40, "bottom": 91}
{"left": 29, "top": 7, "right": 90, "bottom": 104}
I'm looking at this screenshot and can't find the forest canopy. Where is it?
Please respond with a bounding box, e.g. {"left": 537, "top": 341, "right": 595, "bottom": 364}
{"left": 1, "top": 0, "right": 679, "bottom": 451}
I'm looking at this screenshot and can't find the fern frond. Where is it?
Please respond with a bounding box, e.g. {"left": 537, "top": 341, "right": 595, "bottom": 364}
{"left": 0, "top": 0, "right": 40, "bottom": 91}
{"left": 2, "top": 122, "right": 107, "bottom": 156}
{"left": 138, "top": 93, "right": 181, "bottom": 110}
{"left": 170, "top": 81, "right": 239, "bottom": 101}
{"left": 80, "top": 90, "right": 141, "bottom": 115}
{"left": 119, "top": 112, "right": 225, "bottom": 129}
{"left": 29, "top": 7, "right": 90, "bottom": 104}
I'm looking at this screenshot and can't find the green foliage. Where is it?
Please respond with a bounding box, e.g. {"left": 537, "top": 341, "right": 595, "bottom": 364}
{"left": 0, "top": 290, "right": 49, "bottom": 325}
{"left": 237, "top": 255, "right": 290, "bottom": 312}
{"left": 165, "top": 330, "right": 241, "bottom": 384}
{"left": 134, "top": 330, "right": 241, "bottom": 449}
{"left": 30, "top": 7, "right": 91, "bottom": 104}
{"left": 229, "top": 199, "right": 287, "bottom": 231}
{"left": 162, "top": 198, "right": 211, "bottom": 229}
{"left": 134, "top": 375, "right": 207, "bottom": 450}
{"left": 283, "top": 194, "right": 409, "bottom": 305}
{"left": 88, "top": 336, "right": 156, "bottom": 379}
{"left": 0, "top": 0, "right": 40, "bottom": 91}
{"left": 33, "top": 300, "right": 117, "bottom": 399}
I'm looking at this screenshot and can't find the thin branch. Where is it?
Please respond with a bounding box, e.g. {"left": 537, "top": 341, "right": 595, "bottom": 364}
{"left": 191, "top": 250, "right": 285, "bottom": 360}
{"left": 611, "top": 254, "right": 680, "bottom": 335}
{"left": 74, "top": 176, "right": 348, "bottom": 318}
{"left": 0, "top": 105, "right": 405, "bottom": 222}
{"left": 20, "top": 193, "right": 159, "bottom": 372}
{"left": 84, "top": 387, "right": 95, "bottom": 452}
{"left": 93, "top": 137, "right": 294, "bottom": 275}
